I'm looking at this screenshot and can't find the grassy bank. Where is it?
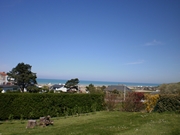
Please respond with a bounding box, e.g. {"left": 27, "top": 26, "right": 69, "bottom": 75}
{"left": 0, "top": 111, "right": 179, "bottom": 135}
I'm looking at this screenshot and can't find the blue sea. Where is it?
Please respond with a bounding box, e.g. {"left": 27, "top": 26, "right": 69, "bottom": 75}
{"left": 37, "top": 78, "right": 160, "bottom": 87}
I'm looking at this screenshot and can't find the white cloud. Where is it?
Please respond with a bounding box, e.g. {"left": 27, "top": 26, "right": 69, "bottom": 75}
{"left": 124, "top": 60, "right": 145, "bottom": 65}
{"left": 144, "top": 40, "right": 162, "bottom": 46}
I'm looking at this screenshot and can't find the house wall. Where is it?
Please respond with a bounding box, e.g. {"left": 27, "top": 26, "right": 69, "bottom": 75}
{"left": 0, "top": 85, "right": 20, "bottom": 93}
{"left": 0, "top": 72, "right": 8, "bottom": 85}
{"left": 5, "top": 76, "right": 8, "bottom": 84}
{"left": 0, "top": 75, "right": 5, "bottom": 85}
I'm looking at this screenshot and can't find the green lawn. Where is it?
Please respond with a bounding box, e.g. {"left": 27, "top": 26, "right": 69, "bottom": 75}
{"left": 0, "top": 111, "right": 180, "bottom": 135}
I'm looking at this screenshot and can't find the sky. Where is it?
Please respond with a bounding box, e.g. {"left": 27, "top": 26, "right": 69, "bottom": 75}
{"left": 0, "top": 0, "right": 180, "bottom": 83}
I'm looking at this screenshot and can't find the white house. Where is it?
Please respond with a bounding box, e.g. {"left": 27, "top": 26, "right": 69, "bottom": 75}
{"left": 50, "top": 84, "right": 68, "bottom": 93}
{"left": 0, "top": 72, "right": 8, "bottom": 85}
{"left": 0, "top": 85, "right": 20, "bottom": 93}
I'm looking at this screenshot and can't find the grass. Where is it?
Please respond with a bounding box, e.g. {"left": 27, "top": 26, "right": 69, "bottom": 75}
{"left": 0, "top": 111, "right": 180, "bottom": 135}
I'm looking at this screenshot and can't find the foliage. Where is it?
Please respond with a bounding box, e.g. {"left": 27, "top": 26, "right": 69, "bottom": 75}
{"left": 86, "top": 84, "right": 105, "bottom": 94}
{"left": 159, "top": 82, "right": 180, "bottom": 94}
{"left": 20, "top": 114, "right": 24, "bottom": 124}
{"left": 144, "top": 94, "right": 159, "bottom": 113}
{"left": 0, "top": 93, "right": 105, "bottom": 120}
{"left": 91, "top": 103, "right": 97, "bottom": 113}
{"left": 154, "top": 94, "right": 180, "bottom": 113}
{"left": 122, "top": 92, "right": 144, "bottom": 112}
{"left": 105, "top": 93, "right": 119, "bottom": 111}
{"left": 41, "top": 85, "right": 50, "bottom": 93}
{"left": 65, "top": 78, "right": 79, "bottom": 89}
{"left": 111, "top": 89, "right": 120, "bottom": 94}
{"left": 8, "top": 114, "right": 14, "bottom": 122}
{"left": 0, "top": 88, "right": 2, "bottom": 93}
{"left": 27, "top": 85, "right": 40, "bottom": 93}
{"left": 101, "top": 85, "right": 106, "bottom": 91}
{"left": 86, "top": 84, "right": 96, "bottom": 93}
{"left": 0, "top": 111, "right": 180, "bottom": 135}
{"left": 7, "top": 62, "right": 37, "bottom": 92}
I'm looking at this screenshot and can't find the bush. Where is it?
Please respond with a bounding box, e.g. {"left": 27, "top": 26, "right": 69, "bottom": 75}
{"left": 27, "top": 85, "right": 40, "bottom": 93}
{"left": 0, "top": 93, "right": 105, "bottom": 120}
{"left": 105, "top": 93, "right": 119, "bottom": 111}
{"left": 86, "top": 84, "right": 105, "bottom": 94}
{"left": 159, "top": 82, "right": 180, "bottom": 94}
{"left": 154, "top": 94, "right": 180, "bottom": 113}
{"left": 122, "top": 92, "right": 144, "bottom": 112}
{"left": 144, "top": 94, "right": 159, "bottom": 113}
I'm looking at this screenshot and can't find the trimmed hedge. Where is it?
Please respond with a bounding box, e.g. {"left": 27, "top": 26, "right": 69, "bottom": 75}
{"left": 0, "top": 93, "right": 105, "bottom": 120}
{"left": 154, "top": 94, "right": 180, "bottom": 113}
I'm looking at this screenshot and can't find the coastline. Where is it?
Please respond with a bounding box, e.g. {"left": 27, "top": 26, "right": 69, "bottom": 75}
{"left": 36, "top": 79, "right": 160, "bottom": 93}
{"left": 36, "top": 83, "right": 158, "bottom": 94}
{"left": 36, "top": 78, "right": 160, "bottom": 87}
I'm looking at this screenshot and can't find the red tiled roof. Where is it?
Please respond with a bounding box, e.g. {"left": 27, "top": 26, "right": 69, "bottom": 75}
{"left": 0, "top": 72, "right": 7, "bottom": 76}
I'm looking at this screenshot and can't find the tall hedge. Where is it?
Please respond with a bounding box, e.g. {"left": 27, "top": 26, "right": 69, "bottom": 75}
{"left": 0, "top": 93, "right": 105, "bottom": 120}
{"left": 154, "top": 94, "right": 180, "bottom": 113}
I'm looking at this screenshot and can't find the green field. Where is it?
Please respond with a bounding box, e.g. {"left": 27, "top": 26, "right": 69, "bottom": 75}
{"left": 0, "top": 111, "right": 179, "bottom": 135}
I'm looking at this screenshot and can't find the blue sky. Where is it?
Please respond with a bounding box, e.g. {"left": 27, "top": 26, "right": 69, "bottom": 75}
{"left": 0, "top": 0, "right": 180, "bottom": 83}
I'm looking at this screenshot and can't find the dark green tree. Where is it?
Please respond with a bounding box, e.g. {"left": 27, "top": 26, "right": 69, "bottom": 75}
{"left": 7, "top": 62, "right": 37, "bottom": 92}
{"left": 65, "top": 78, "right": 79, "bottom": 89}
{"left": 27, "top": 85, "right": 40, "bottom": 93}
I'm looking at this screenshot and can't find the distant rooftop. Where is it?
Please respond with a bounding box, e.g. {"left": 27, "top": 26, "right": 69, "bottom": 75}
{"left": 105, "top": 85, "right": 131, "bottom": 91}
{"left": 0, "top": 72, "right": 7, "bottom": 76}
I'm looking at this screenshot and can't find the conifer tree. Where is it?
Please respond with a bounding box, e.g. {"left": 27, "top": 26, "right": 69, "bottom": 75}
{"left": 7, "top": 62, "right": 37, "bottom": 92}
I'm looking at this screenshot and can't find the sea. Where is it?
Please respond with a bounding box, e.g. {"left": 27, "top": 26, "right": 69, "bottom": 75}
{"left": 37, "top": 78, "right": 160, "bottom": 87}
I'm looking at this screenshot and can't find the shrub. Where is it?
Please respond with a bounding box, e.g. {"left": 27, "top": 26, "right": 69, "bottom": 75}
{"left": 105, "top": 93, "right": 119, "bottom": 111}
{"left": 27, "top": 85, "right": 40, "bottom": 93}
{"left": 154, "top": 94, "right": 180, "bottom": 113}
{"left": 144, "top": 94, "right": 159, "bottom": 113}
{"left": 159, "top": 82, "right": 180, "bottom": 94}
{"left": 122, "top": 92, "right": 144, "bottom": 112}
{"left": 86, "top": 84, "right": 105, "bottom": 94}
{"left": 0, "top": 93, "right": 105, "bottom": 120}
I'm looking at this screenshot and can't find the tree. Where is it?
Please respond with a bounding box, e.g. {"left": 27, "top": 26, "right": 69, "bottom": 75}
{"left": 86, "top": 84, "right": 104, "bottom": 94}
{"left": 86, "top": 84, "right": 96, "bottom": 93}
{"left": 7, "top": 62, "right": 37, "bottom": 92}
{"left": 41, "top": 85, "right": 50, "bottom": 93}
{"left": 27, "top": 85, "right": 40, "bottom": 93}
{"left": 65, "top": 78, "right": 79, "bottom": 89}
